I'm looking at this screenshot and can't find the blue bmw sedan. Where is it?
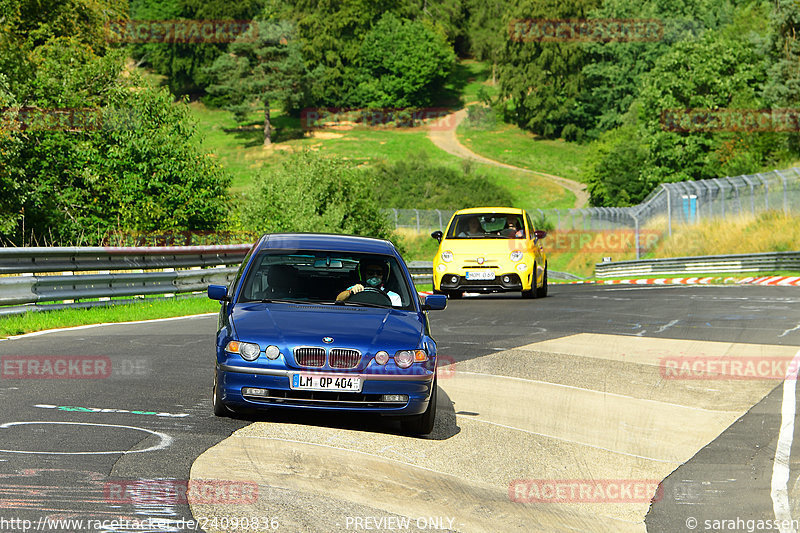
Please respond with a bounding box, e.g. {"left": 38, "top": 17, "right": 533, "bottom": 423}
{"left": 207, "top": 233, "right": 447, "bottom": 435}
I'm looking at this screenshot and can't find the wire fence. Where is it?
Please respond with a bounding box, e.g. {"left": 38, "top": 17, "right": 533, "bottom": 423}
{"left": 383, "top": 168, "right": 800, "bottom": 257}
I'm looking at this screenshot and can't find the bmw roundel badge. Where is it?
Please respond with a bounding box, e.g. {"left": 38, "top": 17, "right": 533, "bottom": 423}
{"left": 323, "top": 337, "right": 334, "bottom": 344}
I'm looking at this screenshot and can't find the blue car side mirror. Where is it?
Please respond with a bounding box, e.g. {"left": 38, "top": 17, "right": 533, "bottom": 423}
{"left": 207, "top": 284, "right": 229, "bottom": 301}
{"left": 422, "top": 294, "right": 447, "bottom": 311}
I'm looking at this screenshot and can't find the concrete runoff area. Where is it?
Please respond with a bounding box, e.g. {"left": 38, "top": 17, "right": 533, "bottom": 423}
{"left": 191, "top": 333, "right": 798, "bottom": 532}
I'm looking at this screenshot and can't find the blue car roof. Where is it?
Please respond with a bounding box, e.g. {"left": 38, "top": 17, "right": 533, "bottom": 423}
{"left": 255, "top": 233, "right": 398, "bottom": 256}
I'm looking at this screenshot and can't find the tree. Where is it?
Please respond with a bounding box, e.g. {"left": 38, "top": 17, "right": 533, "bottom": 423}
{"left": 575, "top": 0, "right": 739, "bottom": 138}
{"left": 128, "top": 0, "right": 267, "bottom": 96}
{"left": 584, "top": 25, "right": 781, "bottom": 207}
{"left": 354, "top": 13, "right": 456, "bottom": 108}
{"left": 206, "top": 20, "right": 308, "bottom": 146}
{"left": 763, "top": 0, "right": 800, "bottom": 152}
{"left": 0, "top": 19, "right": 232, "bottom": 246}
{"left": 638, "top": 31, "right": 769, "bottom": 184}
{"left": 497, "top": 0, "right": 601, "bottom": 140}
{"left": 465, "top": 0, "right": 510, "bottom": 83}
{"left": 584, "top": 121, "right": 648, "bottom": 206}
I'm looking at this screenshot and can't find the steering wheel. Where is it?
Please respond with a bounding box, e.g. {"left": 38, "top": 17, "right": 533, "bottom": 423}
{"left": 348, "top": 287, "right": 392, "bottom": 306}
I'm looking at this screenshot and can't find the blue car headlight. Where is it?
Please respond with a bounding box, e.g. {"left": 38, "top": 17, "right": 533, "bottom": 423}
{"left": 395, "top": 349, "right": 427, "bottom": 369}
{"left": 225, "top": 341, "right": 261, "bottom": 361}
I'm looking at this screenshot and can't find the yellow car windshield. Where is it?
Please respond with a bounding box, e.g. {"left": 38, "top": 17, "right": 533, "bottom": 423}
{"left": 446, "top": 214, "right": 526, "bottom": 239}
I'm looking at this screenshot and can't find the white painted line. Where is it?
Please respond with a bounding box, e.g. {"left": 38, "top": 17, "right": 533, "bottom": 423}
{"left": 780, "top": 325, "right": 800, "bottom": 338}
{"left": 656, "top": 320, "right": 680, "bottom": 334}
{"left": 771, "top": 348, "right": 800, "bottom": 533}
{"left": 0, "top": 421, "right": 172, "bottom": 454}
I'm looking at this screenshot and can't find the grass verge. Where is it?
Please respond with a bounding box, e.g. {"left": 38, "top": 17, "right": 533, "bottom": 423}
{"left": 0, "top": 297, "right": 220, "bottom": 338}
{"left": 457, "top": 120, "right": 589, "bottom": 183}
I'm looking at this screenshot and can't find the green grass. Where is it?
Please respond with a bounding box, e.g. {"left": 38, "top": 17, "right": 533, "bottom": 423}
{"left": 190, "top": 102, "right": 575, "bottom": 209}
{"left": 440, "top": 59, "right": 500, "bottom": 106}
{"left": 395, "top": 229, "right": 442, "bottom": 262}
{"left": 0, "top": 297, "right": 220, "bottom": 338}
{"left": 457, "top": 121, "right": 590, "bottom": 183}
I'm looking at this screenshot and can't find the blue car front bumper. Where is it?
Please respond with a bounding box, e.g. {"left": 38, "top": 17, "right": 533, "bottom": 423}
{"left": 216, "top": 364, "right": 435, "bottom": 415}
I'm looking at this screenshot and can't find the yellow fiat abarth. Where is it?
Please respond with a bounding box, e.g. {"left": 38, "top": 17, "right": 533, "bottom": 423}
{"left": 431, "top": 207, "right": 548, "bottom": 299}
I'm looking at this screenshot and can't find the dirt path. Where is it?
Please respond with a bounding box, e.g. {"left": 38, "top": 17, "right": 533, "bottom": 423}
{"left": 428, "top": 108, "right": 590, "bottom": 208}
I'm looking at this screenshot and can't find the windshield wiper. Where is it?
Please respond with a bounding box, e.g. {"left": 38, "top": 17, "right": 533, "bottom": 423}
{"left": 334, "top": 300, "right": 392, "bottom": 309}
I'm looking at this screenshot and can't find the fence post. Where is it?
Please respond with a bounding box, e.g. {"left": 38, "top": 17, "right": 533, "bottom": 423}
{"left": 787, "top": 169, "right": 797, "bottom": 214}
{"left": 759, "top": 173, "right": 769, "bottom": 211}
{"left": 436, "top": 209, "right": 443, "bottom": 230}
{"left": 414, "top": 208, "right": 420, "bottom": 233}
{"left": 701, "top": 181, "right": 714, "bottom": 218}
{"left": 742, "top": 175, "right": 755, "bottom": 216}
{"left": 662, "top": 184, "right": 671, "bottom": 236}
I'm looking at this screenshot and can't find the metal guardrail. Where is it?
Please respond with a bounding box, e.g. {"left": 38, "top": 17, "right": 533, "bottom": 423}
{"left": 0, "top": 245, "right": 251, "bottom": 274}
{"left": 0, "top": 268, "right": 239, "bottom": 306}
{"left": 594, "top": 251, "right": 800, "bottom": 278}
{"left": 0, "top": 245, "right": 251, "bottom": 315}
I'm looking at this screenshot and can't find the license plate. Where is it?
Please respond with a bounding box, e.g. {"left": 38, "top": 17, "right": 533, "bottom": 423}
{"left": 466, "top": 271, "right": 496, "bottom": 280}
{"left": 291, "top": 373, "right": 362, "bottom": 392}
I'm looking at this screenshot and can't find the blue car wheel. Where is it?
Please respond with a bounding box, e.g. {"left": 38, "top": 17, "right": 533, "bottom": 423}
{"left": 212, "top": 372, "right": 231, "bottom": 417}
{"left": 401, "top": 378, "right": 437, "bottom": 435}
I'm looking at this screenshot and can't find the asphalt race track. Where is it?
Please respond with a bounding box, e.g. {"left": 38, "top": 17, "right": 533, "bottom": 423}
{"left": 1, "top": 284, "right": 800, "bottom": 532}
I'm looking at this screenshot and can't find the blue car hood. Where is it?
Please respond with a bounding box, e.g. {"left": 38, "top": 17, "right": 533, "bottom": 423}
{"left": 230, "top": 303, "right": 424, "bottom": 354}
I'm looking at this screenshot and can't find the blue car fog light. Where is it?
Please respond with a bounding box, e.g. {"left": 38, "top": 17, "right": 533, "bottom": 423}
{"left": 242, "top": 387, "right": 269, "bottom": 396}
{"left": 382, "top": 394, "right": 408, "bottom": 403}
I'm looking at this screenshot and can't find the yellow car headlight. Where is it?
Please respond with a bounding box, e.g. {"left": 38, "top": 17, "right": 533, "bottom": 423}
{"left": 441, "top": 251, "right": 454, "bottom": 262}
{"left": 510, "top": 250, "right": 523, "bottom": 262}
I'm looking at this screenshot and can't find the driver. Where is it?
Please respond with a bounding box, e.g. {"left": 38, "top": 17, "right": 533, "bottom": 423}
{"left": 336, "top": 258, "right": 401, "bottom": 306}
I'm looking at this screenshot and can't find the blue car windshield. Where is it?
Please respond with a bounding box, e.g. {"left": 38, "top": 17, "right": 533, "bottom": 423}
{"left": 238, "top": 250, "right": 415, "bottom": 310}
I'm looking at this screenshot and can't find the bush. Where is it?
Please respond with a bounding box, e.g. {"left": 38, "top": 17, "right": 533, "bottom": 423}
{"left": 239, "top": 151, "right": 397, "bottom": 243}
{"left": 464, "top": 104, "right": 496, "bottom": 130}
{"left": 367, "top": 152, "right": 514, "bottom": 209}
{"left": 0, "top": 39, "right": 231, "bottom": 245}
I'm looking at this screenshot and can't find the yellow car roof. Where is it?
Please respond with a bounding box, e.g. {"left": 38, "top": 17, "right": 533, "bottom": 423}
{"left": 453, "top": 207, "right": 525, "bottom": 215}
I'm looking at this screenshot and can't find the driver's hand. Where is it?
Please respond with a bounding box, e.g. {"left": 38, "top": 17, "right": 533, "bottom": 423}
{"left": 350, "top": 284, "right": 364, "bottom": 294}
